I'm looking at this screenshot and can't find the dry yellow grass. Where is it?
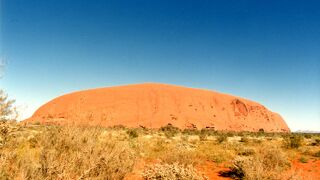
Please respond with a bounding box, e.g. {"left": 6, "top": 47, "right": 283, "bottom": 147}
{"left": 0, "top": 121, "right": 135, "bottom": 179}
{"left": 1, "top": 121, "right": 319, "bottom": 179}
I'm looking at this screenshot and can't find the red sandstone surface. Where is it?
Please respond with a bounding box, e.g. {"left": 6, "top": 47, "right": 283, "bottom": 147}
{"left": 25, "top": 83, "right": 290, "bottom": 132}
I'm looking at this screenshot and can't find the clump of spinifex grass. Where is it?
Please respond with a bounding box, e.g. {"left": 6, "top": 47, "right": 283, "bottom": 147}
{"left": 231, "top": 145, "right": 291, "bottom": 179}
{"left": 160, "top": 123, "right": 180, "bottom": 138}
{"left": 142, "top": 163, "right": 206, "bottom": 180}
{"left": 283, "top": 134, "right": 304, "bottom": 149}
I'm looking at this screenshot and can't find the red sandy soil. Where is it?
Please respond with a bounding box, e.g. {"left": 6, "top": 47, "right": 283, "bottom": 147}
{"left": 24, "top": 83, "right": 289, "bottom": 132}
{"left": 196, "top": 161, "right": 231, "bottom": 180}
{"left": 285, "top": 159, "right": 320, "bottom": 179}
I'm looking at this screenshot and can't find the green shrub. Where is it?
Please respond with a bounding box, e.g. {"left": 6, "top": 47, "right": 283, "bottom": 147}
{"left": 226, "top": 131, "right": 236, "bottom": 137}
{"left": 216, "top": 134, "right": 227, "bottom": 143}
{"left": 304, "top": 134, "right": 312, "bottom": 139}
{"left": 127, "top": 129, "right": 138, "bottom": 138}
{"left": 160, "top": 123, "right": 180, "bottom": 132}
{"left": 239, "top": 137, "right": 249, "bottom": 143}
{"left": 182, "top": 129, "right": 200, "bottom": 136}
{"left": 160, "top": 124, "right": 180, "bottom": 138}
{"left": 284, "top": 135, "right": 303, "bottom": 149}
{"left": 257, "top": 129, "right": 265, "bottom": 137}
{"left": 199, "top": 128, "right": 217, "bottom": 136}
{"left": 164, "top": 131, "right": 175, "bottom": 138}
{"left": 199, "top": 129, "right": 208, "bottom": 141}
{"left": 299, "top": 157, "right": 308, "bottom": 163}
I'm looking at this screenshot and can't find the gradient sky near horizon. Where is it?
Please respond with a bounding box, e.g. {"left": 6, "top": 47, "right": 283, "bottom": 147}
{"left": 0, "top": 0, "right": 319, "bottom": 131}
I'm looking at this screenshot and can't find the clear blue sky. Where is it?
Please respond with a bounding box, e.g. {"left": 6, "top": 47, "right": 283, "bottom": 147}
{"left": 1, "top": 0, "right": 319, "bottom": 131}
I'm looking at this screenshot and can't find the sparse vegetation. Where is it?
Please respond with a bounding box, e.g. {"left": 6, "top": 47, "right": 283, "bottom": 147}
{"left": 160, "top": 123, "right": 180, "bottom": 138}
{"left": 199, "top": 130, "right": 208, "bottom": 141}
{"left": 0, "top": 90, "right": 17, "bottom": 121}
{"left": 311, "top": 138, "right": 320, "bottom": 146}
{"left": 284, "top": 134, "right": 304, "bottom": 149}
{"left": 216, "top": 133, "right": 228, "bottom": 143}
{"left": 142, "top": 163, "right": 206, "bottom": 180}
{"left": 127, "top": 128, "right": 139, "bottom": 138}
{"left": 1, "top": 120, "right": 319, "bottom": 179}
{"left": 237, "top": 148, "right": 255, "bottom": 156}
{"left": 299, "top": 156, "right": 308, "bottom": 163}
{"left": 239, "top": 136, "right": 249, "bottom": 143}
{"left": 231, "top": 146, "right": 290, "bottom": 179}
{"left": 0, "top": 122, "right": 135, "bottom": 179}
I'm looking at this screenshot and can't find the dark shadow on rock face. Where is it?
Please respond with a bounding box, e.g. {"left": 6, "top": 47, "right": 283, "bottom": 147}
{"left": 232, "top": 99, "right": 248, "bottom": 117}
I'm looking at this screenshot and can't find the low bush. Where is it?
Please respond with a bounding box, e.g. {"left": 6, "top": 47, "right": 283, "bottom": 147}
{"left": 160, "top": 124, "right": 180, "bottom": 138}
{"left": 299, "top": 156, "right": 308, "bottom": 163}
{"left": 182, "top": 129, "right": 200, "bottom": 136}
{"left": 199, "top": 130, "right": 208, "bottom": 141}
{"left": 216, "top": 134, "right": 227, "bottom": 143}
{"left": 127, "top": 129, "right": 139, "bottom": 138}
{"left": 284, "top": 135, "right": 303, "bottom": 149}
{"left": 200, "top": 128, "right": 217, "bottom": 136}
{"left": 142, "top": 163, "right": 206, "bottom": 180}
{"left": 311, "top": 138, "right": 320, "bottom": 146}
{"left": 239, "top": 137, "right": 249, "bottom": 143}
{"left": 237, "top": 148, "right": 255, "bottom": 156}
{"left": 304, "top": 134, "right": 312, "bottom": 139}
{"left": 111, "top": 124, "right": 127, "bottom": 130}
{"left": 231, "top": 146, "right": 290, "bottom": 179}
{"left": 225, "top": 131, "right": 236, "bottom": 137}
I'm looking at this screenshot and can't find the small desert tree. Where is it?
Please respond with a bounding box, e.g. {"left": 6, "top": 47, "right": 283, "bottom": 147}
{"left": 0, "top": 90, "right": 17, "bottom": 121}
{"left": 0, "top": 61, "right": 17, "bottom": 121}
